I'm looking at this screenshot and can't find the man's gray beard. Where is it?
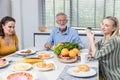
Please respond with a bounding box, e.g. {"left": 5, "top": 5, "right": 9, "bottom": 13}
{"left": 59, "top": 25, "right": 66, "bottom": 29}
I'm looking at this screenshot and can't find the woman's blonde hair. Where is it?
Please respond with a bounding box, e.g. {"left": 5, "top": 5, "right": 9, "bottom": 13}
{"left": 103, "top": 16, "right": 119, "bottom": 36}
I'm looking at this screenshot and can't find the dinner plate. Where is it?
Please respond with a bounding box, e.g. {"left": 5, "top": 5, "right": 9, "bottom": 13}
{"left": 37, "top": 51, "right": 53, "bottom": 59}
{"left": 34, "top": 61, "right": 55, "bottom": 71}
{"left": 16, "top": 49, "right": 36, "bottom": 56}
{"left": 10, "top": 63, "right": 32, "bottom": 71}
{"left": 67, "top": 67, "right": 96, "bottom": 77}
{"left": 0, "top": 61, "right": 9, "bottom": 68}
{"left": 6, "top": 71, "right": 33, "bottom": 80}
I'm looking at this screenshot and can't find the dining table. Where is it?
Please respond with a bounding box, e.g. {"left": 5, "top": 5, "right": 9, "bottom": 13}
{"left": 0, "top": 47, "right": 99, "bottom": 80}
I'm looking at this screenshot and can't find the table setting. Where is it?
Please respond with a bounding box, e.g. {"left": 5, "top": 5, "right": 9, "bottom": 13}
{"left": 57, "top": 65, "right": 98, "bottom": 80}
{"left": 0, "top": 43, "right": 99, "bottom": 80}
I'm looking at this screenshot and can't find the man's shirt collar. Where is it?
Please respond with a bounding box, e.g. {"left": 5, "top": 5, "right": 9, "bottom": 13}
{"left": 56, "top": 26, "right": 69, "bottom": 35}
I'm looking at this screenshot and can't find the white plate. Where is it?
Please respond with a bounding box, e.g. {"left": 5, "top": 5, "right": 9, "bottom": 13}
{"left": 10, "top": 63, "right": 32, "bottom": 71}
{"left": 34, "top": 61, "right": 55, "bottom": 71}
{"left": 67, "top": 67, "right": 96, "bottom": 77}
{"left": 37, "top": 51, "right": 53, "bottom": 59}
{"left": 0, "top": 61, "right": 9, "bottom": 68}
{"left": 16, "top": 49, "right": 36, "bottom": 56}
{"left": 6, "top": 71, "right": 33, "bottom": 80}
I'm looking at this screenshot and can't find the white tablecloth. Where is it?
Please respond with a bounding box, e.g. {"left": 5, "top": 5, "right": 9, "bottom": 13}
{"left": 0, "top": 47, "right": 99, "bottom": 80}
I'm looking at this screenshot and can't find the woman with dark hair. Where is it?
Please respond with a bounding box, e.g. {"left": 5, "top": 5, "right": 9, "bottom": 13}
{"left": 0, "top": 16, "right": 18, "bottom": 58}
{"left": 86, "top": 16, "right": 120, "bottom": 80}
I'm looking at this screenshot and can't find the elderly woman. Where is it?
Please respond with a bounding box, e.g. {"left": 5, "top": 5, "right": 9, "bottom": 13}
{"left": 86, "top": 16, "right": 120, "bottom": 80}
{"left": 0, "top": 16, "right": 18, "bottom": 58}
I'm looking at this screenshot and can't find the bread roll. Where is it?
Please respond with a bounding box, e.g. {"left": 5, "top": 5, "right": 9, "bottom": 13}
{"left": 73, "top": 64, "right": 89, "bottom": 73}
{"left": 78, "top": 64, "right": 89, "bottom": 72}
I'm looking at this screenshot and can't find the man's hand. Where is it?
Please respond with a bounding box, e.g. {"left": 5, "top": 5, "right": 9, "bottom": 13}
{"left": 44, "top": 43, "right": 52, "bottom": 49}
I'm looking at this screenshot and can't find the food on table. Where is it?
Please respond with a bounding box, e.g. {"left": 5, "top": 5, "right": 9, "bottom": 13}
{"left": 54, "top": 42, "right": 79, "bottom": 58}
{"left": 69, "top": 50, "right": 77, "bottom": 57}
{"left": 54, "top": 42, "right": 79, "bottom": 55}
{"left": 78, "top": 64, "right": 89, "bottom": 72}
{"left": 11, "top": 63, "right": 32, "bottom": 71}
{"left": 72, "top": 69, "right": 80, "bottom": 73}
{"left": 61, "top": 48, "right": 69, "bottom": 56}
{"left": 36, "top": 62, "right": 46, "bottom": 68}
{"left": 45, "top": 63, "right": 54, "bottom": 68}
{"left": 53, "top": 42, "right": 64, "bottom": 50}
{"left": 6, "top": 72, "right": 32, "bottom": 80}
{"left": 20, "top": 49, "right": 31, "bottom": 54}
{"left": 58, "top": 48, "right": 79, "bottom": 58}
{"left": 35, "top": 62, "right": 54, "bottom": 69}
{"left": 73, "top": 64, "right": 89, "bottom": 72}
{"left": 0, "top": 59, "right": 6, "bottom": 67}
{"left": 37, "top": 52, "right": 51, "bottom": 59}
{"left": 72, "top": 48, "right": 79, "bottom": 56}
{"left": 53, "top": 42, "right": 79, "bottom": 63}
{"left": 22, "top": 58, "right": 43, "bottom": 64}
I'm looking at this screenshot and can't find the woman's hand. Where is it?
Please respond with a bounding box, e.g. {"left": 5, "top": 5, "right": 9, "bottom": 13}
{"left": 86, "top": 29, "right": 96, "bottom": 57}
{"left": 86, "top": 30, "right": 95, "bottom": 41}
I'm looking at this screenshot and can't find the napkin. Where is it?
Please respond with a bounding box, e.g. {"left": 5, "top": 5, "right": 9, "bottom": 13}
{"left": 56, "top": 65, "right": 98, "bottom": 80}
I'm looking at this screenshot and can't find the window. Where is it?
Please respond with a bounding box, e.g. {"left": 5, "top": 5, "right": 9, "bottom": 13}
{"left": 39, "top": 0, "right": 120, "bottom": 29}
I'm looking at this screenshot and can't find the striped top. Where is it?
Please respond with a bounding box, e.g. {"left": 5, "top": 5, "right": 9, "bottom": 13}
{"left": 94, "top": 36, "right": 120, "bottom": 80}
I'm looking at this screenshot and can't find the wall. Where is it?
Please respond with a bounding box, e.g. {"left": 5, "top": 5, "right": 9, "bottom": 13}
{"left": 11, "top": 0, "right": 40, "bottom": 49}
{"left": 0, "top": 0, "right": 11, "bottom": 19}
{"left": 11, "top": 0, "right": 22, "bottom": 49}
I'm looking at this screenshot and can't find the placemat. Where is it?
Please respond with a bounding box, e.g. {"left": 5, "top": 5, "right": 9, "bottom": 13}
{"left": 56, "top": 65, "right": 98, "bottom": 80}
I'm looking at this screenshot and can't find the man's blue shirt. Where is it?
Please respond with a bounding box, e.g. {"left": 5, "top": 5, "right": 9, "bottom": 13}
{"left": 45, "top": 27, "right": 85, "bottom": 48}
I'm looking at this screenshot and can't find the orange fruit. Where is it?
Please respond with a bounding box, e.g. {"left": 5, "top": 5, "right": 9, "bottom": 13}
{"left": 61, "top": 48, "right": 69, "bottom": 56}
{"left": 69, "top": 50, "right": 77, "bottom": 57}
{"left": 72, "top": 48, "right": 79, "bottom": 55}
